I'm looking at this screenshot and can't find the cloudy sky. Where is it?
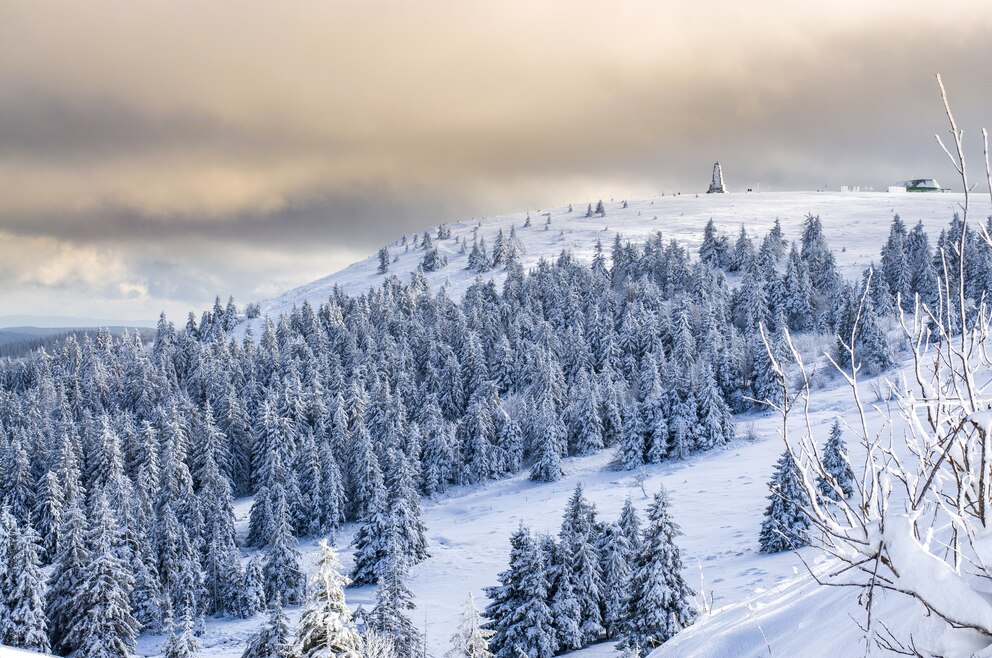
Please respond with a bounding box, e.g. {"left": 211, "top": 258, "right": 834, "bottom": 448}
{"left": 2, "top": 1, "right": 991, "bottom": 323}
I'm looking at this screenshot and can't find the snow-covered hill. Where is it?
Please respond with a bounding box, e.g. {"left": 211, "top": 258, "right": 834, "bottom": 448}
{"left": 255, "top": 191, "right": 989, "bottom": 317}
{"left": 135, "top": 348, "right": 933, "bottom": 658}
{"left": 183, "top": 190, "right": 992, "bottom": 658}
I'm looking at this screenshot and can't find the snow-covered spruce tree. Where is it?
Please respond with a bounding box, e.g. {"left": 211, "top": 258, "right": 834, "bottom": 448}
{"left": 446, "top": 593, "right": 494, "bottom": 658}
{"left": 317, "top": 435, "right": 346, "bottom": 537}
{"left": 759, "top": 450, "right": 811, "bottom": 553}
{"left": 242, "top": 597, "right": 293, "bottom": 658}
{"left": 799, "top": 212, "right": 840, "bottom": 311}
{"left": 492, "top": 401, "right": 524, "bottom": 475}
{"left": 529, "top": 400, "right": 566, "bottom": 482}
{"left": 698, "top": 218, "right": 728, "bottom": 268}
{"left": 46, "top": 497, "right": 90, "bottom": 655}
{"left": 421, "top": 246, "right": 447, "bottom": 272}
{"left": 749, "top": 331, "right": 782, "bottom": 410}
{"left": 456, "top": 388, "right": 496, "bottom": 485}
{"left": 835, "top": 268, "right": 894, "bottom": 375}
{"left": 695, "top": 362, "right": 734, "bottom": 451}
{"left": 239, "top": 557, "right": 266, "bottom": 618}
{"left": 292, "top": 429, "right": 323, "bottom": 537}
{"left": 905, "top": 219, "right": 939, "bottom": 311}
{"left": 198, "top": 443, "right": 242, "bottom": 617}
{"left": 384, "top": 446, "right": 430, "bottom": 565}
{"left": 171, "top": 526, "right": 206, "bottom": 633}
{"left": 369, "top": 525, "right": 420, "bottom": 658}
{"left": 293, "top": 540, "right": 362, "bottom": 658}
{"left": 614, "top": 400, "right": 646, "bottom": 471}
{"left": 880, "top": 214, "right": 910, "bottom": 307}
{"left": 817, "top": 420, "right": 854, "bottom": 501}
{"left": 3, "top": 437, "right": 34, "bottom": 525}
{"left": 780, "top": 243, "right": 815, "bottom": 331}
{"left": 421, "top": 398, "right": 455, "bottom": 496}
{"left": 597, "top": 371, "right": 625, "bottom": 447}
{"left": 730, "top": 225, "right": 755, "bottom": 273}
{"left": 483, "top": 524, "right": 558, "bottom": 658}
{"left": 566, "top": 370, "right": 605, "bottom": 456}
{"left": 75, "top": 492, "right": 139, "bottom": 658}
{"left": 558, "top": 484, "right": 605, "bottom": 644}
{"left": 164, "top": 608, "right": 199, "bottom": 658}
{"left": 0, "top": 509, "right": 20, "bottom": 641}
{"left": 640, "top": 382, "right": 669, "bottom": 464}
{"left": 598, "top": 522, "right": 633, "bottom": 639}
{"left": 378, "top": 247, "right": 391, "bottom": 275}
{"left": 546, "top": 547, "right": 582, "bottom": 653}
{"left": 263, "top": 485, "right": 305, "bottom": 606}
{"left": 350, "top": 474, "right": 391, "bottom": 587}
{"left": 468, "top": 238, "right": 491, "bottom": 273}
{"left": 32, "top": 470, "right": 63, "bottom": 564}
{"left": 619, "top": 488, "right": 696, "bottom": 656}
{"left": 618, "top": 497, "right": 642, "bottom": 554}
{"left": 735, "top": 266, "right": 768, "bottom": 333}
{"left": 348, "top": 416, "right": 385, "bottom": 522}
{"left": 668, "top": 391, "right": 697, "bottom": 461}
{"left": 4, "top": 521, "right": 50, "bottom": 653}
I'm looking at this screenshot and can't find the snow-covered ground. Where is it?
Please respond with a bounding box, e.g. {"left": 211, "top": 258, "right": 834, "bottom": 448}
{"left": 163, "top": 191, "right": 991, "bottom": 658}
{"left": 0, "top": 647, "right": 49, "bottom": 656}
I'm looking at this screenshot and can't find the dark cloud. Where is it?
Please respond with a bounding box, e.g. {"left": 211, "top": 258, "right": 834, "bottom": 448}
{"left": 1, "top": 0, "right": 991, "bottom": 318}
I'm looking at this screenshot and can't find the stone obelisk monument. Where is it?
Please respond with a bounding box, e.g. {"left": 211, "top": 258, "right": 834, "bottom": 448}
{"left": 707, "top": 162, "right": 727, "bottom": 194}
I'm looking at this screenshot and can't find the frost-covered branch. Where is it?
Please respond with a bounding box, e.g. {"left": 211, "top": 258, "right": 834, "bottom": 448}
{"left": 768, "top": 77, "right": 992, "bottom": 654}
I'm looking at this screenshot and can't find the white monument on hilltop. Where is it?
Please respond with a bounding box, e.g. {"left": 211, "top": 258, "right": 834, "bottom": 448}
{"left": 707, "top": 162, "right": 727, "bottom": 194}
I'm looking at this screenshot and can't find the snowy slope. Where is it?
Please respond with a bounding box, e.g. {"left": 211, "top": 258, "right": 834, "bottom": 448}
{"left": 137, "top": 354, "right": 922, "bottom": 658}
{"left": 174, "top": 190, "right": 992, "bottom": 658}
{"left": 255, "top": 191, "right": 989, "bottom": 318}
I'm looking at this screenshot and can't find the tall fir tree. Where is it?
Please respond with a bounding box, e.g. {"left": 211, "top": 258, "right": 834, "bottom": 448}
{"left": 164, "top": 608, "right": 199, "bottom": 658}
{"left": 32, "top": 470, "right": 63, "bottom": 564}
{"left": 620, "top": 489, "right": 696, "bottom": 656}
{"left": 350, "top": 473, "right": 391, "bottom": 587}
{"left": 483, "top": 525, "right": 558, "bottom": 658}
{"left": 199, "top": 443, "right": 242, "bottom": 617}
{"left": 446, "top": 593, "right": 494, "bottom": 658}
{"left": 558, "top": 484, "right": 605, "bottom": 644}
{"left": 242, "top": 597, "right": 293, "bottom": 658}
{"left": 615, "top": 401, "right": 646, "bottom": 471}
{"left": 818, "top": 420, "right": 855, "bottom": 501}
{"left": 4, "top": 519, "right": 50, "bottom": 653}
{"left": 385, "top": 447, "right": 430, "bottom": 565}
{"left": 74, "top": 493, "right": 139, "bottom": 658}
{"left": 368, "top": 523, "right": 420, "bottom": 658}
{"left": 566, "top": 371, "right": 605, "bottom": 456}
{"left": 529, "top": 400, "right": 565, "bottom": 483}
{"left": 263, "top": 486, "right": 305, "bottom": 606}
{"left": 759, "top": 450, "right": 812, "bottom": 553}
{"left": 46, "top": 498, "right": 91, "bottom": 656}
{"left": 618, "top": 497, "right": 642, "bottom": 554}
{"left": 293, "top": 540, "right": 362, "bottom": 658}
{"left": 598, "top": 522, "right": 633, "bottom": 639}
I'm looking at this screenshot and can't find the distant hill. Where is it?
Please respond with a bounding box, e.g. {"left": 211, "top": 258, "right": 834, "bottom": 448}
{"left": 0, "top": 326, "right": 155, "bottom": 359}
{"left": 251, "top": 190, "right": 986, "bottom": 321}
{"left": 0, "top": 314, "right": 155, "bottom": 329}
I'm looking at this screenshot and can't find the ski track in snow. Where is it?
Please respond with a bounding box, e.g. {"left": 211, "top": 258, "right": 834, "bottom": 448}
{"left": 144, "top": 191, "right": 991, "bottom": 657}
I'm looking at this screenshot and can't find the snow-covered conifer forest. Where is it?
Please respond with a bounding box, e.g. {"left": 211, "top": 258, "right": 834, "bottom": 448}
{"left": 2, "top": 189, "right": 992, "bottom": 657}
